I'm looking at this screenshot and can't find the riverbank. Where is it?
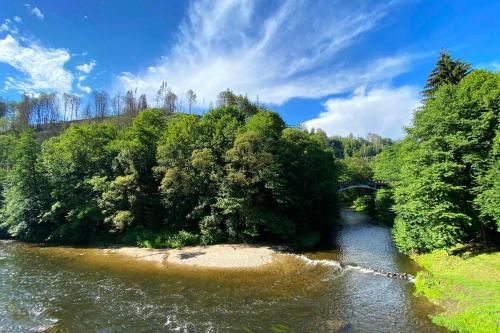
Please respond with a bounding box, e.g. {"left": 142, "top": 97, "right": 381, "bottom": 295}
{"left": 413, "top": 246, "right": 500, "bottom": 333}
{"left": 106, "top": 244, "right": 283, "bottom": 269}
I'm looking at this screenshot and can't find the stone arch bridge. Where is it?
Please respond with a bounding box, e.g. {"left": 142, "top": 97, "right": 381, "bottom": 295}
{"left": 337, "top": 181, "right": 386, "bottom": 192}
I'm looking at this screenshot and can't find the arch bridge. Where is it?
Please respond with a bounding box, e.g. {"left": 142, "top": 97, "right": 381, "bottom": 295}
{"left": 337, "top": 180, "right": 386, "bottom": 192}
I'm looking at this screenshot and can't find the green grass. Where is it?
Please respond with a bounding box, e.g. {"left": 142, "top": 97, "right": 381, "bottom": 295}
{"left": 413, "top": 246, "right": 500, "bottom": 333}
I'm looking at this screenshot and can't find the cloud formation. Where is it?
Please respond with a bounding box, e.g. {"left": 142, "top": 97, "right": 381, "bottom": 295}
{"left": 0, "top": 19, "right": 19, "bottom": 34}
{"left": 76, "top": 60, "right": 96, "bottom": 74}
{"left": 304, "top": 85, "right": 421, "bottom": 139}
{"left": 0, "top": 34, "right": 73, "bottom": 93}
{"left": 118, "top": 0, "right": 412, "bottom": 106}
{"left": 26, "top": 4, "right": 45, "bottom": 20}
{"left": 77, "top": 75, "right": 92, "bottom": 93}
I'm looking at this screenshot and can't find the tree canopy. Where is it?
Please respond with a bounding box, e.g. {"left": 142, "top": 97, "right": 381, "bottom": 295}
{"left": 422, "top": 50, "right": 471, "bottom": 99}
{"left": 0, "top": 93, "right": 338, "bottom": 248}
{"left": 374, "top": 69, "right": 499, "bottom": 253}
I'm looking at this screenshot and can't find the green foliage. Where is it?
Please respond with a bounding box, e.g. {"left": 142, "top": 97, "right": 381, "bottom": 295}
{"left": 390, "top": 70, "right": 500, "bottom": 253}
{"left": 0, "top": 130, "right": 49, "bottom": 240}
{"left": 278, "top": 128, "right": 338, "bottom": 239}
{"left": 39, "top": 122, "right": 119, "bottom": 242}
{"left": 329, "top": 133, "right": 392, "bottom": 159}
{"left": 372, "top": 141, "right": 409, "bottom": 185}
{"left": 0, "top": 134, "right": 16, "bottom": 206}
{"left": 121, "top": 229, "right": 199, "bottom": 248}
{"left": 414, "top": 248, "right": 500, "bottom": 333}
{"left": 474, "top": 130, "right": 500, "bottom": 231}
{"left": 374, "top": 188, "right": 394, "bottom": 223}
{"left": 97, "top": 109, "right": 167, "bottom": 231}
{"left": 351, "top": 195, "right": 374, "bottom": 213}
{"left": 332, "top": 134, "right": 390, "bottom": 205}
{"left": 156, "top": 107, "right": 338, "bottom": 246}
{"left": 338, "top": 157, "right": 373, "bottom": 183}
{"left": 423, "top": 50, "right": 471, "bottom": 98}
{"left": 0, "top": 93, "right": 338, "bottom": 248}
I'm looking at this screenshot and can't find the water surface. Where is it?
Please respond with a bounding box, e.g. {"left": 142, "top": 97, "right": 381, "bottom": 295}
{"left": 0, "top": 209, "right": 445, "bottom": 332}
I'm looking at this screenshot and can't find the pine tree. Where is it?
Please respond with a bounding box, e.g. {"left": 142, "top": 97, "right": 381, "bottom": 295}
{"left": 423, "top": 50, "right": 471, "bottom": 98}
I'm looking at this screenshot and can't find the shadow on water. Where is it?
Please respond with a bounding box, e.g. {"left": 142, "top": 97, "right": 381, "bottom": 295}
{"left": 0, "top": 208, "right": 447, "bottom": 333}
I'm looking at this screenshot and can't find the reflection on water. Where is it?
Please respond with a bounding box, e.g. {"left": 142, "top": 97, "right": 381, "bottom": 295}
{"left": 0, "top": 209, "right": 446, "bottom": 332}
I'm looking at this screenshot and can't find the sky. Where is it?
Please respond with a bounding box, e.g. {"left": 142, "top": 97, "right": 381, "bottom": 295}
{"left": 0, "top": 0, "right": 499, "bottom": 139}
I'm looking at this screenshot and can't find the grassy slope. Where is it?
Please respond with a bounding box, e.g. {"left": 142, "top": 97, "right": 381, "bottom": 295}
{"left": 413, "top": 247, "right": 500, "bottom": 333}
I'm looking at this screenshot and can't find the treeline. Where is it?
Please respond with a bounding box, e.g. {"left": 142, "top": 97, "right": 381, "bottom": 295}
{"left": 0, "top": 81, "right": 197, "bottom": 133}
{"left": 373, "top": 51, "right": 499, "bottom": 253}
{"left": 330, "top": 133, "right": 392, "bottom": 159}
{"left": 0, "top": 91, "right": 337, "bottom": 248}
{"left": 329, "top": 133, "right": 394, "bottom": 222}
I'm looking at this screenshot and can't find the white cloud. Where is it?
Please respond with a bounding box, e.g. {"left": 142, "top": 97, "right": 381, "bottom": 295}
{"left": 26, "top": 4, "right": 44, "bottom": 20}
{"left": 76, "top": 60, "right": 96, "bottom": 74}
{"left": 304, "top": 85, "right": 421, "bottom": 139}
{"left": 118, "top": 0, "right": 412, "bottom": 106}
{"left": 0, "top": 34, "right": 73, "bottom": 93}
{"left": 77, "top": 82, "right": 92, "bottom": 93}
{"left": 77, "top": 75, "right": 92, "bottom": 93}
{"left": 0, "top": 19, "right": 18, "bottom": 34}
{"left": 14, "top": 16, "right": 22, "bottom": 23}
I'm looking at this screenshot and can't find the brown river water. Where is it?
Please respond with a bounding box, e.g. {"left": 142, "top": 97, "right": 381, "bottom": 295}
{"left": 0, "top": 209, "right": 446, "bottom": 332}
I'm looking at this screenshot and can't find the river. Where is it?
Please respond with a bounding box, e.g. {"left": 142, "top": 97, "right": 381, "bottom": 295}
{"left": 0, "top": 208, "right": 445, "bottom": 332}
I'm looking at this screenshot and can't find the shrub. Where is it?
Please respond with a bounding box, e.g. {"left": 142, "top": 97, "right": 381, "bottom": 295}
{"left": 352, "top": 195, "right": 374, "bottom": 213}
{"left": 374, "top": 189, "right": 394, "bottom": 223}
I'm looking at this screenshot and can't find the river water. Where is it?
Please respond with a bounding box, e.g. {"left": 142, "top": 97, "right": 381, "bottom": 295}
{"left": 0, "top": 209, "right": 446, "bottom": 332}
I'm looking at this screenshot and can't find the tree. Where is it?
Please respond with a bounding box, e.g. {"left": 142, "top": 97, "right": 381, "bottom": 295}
{"left": 83, "top": 103, "right": 92, "bottom": 119}
{"left": 0, "top": 99, "right": 9, "bottom": 131}
{"left": 278, "top": 128, "right": 338, "bottom": 245}
{"left": 156, "top": 81, "right": 168, "bottom": 108}
{"left": 0, "top": 130, "right": 49, "bottom": 240}
{"left": 40, "top": 122, "right": 119, "bottom": 242}
{"left": 392, "top": 70, "right": 499, "bottom": 253}
{"left": 156, "top": 113, "right": 203, "bottom": 230}
{"left": 14, "top": 95, "right": 32, "bottom": 130}
{"left": 62, "top": 93, "right": 70, "bottom": 121}
{"left": 474, "top": 130, "right": 500, "bottom": 231}
{"left": 373, "top": 141, "right": 408, "bottom": 185}
{"left": 217, "top": 90, "right": 260, "bottom": 120}
{"left": 214, "top": 111, "right": 289, "bottom": 242}
{"left": 329, "top": 134, "right": 392, "bottom": 159}
{"left": 0, "top": 98, "right": 7, "bottom": 119}
{"left": 137, "top": 94, "right": 148, "bottom": 112}
{"left": 186, "top": 89, "right": 196, "bottom": 114}
{"left": 0, "top": 133, "right": 16, "bottom": 212}
{"left": 112, "top": 92, "right": 123, "bottom": 116}
{"left": 93, "top": 90, "right": 109, "bottom": 119}
{"left": 164, "top": 89, "right": 177, "bottom": 114}
{"left": 423, "top": 50, "right": 471, "bottom": 98}
{"left": 69, "top": 94, "right": 81, "bottom": 121}
{"left": 124, "top": 90, "right": 137, "bottom": 117}
{"left": 0, "top": 89, "right": 340, "bottom": 249}
{"left": 96, "top": 109, "right": 167, "bottom": 231}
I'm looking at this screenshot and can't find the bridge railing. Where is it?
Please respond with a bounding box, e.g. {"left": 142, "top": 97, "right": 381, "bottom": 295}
{"left": 337, "top": 180, "right": 385, "bottom": 187}
{"left": 336, "top": 180, "right": 386, "bottom": 191}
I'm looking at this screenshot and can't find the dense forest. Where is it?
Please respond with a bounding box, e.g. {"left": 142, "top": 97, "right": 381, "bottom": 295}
{"left": 373, "top": 51, "right": 499, "bottom": 253}
{"left": 0, "top": 51, "right": 498, "bottom": 255}
{"left": 327, "top": 52, "right": 499, "bottom": 254}
{"left": 0, "top": 91, "right": 337, "bottom": 249}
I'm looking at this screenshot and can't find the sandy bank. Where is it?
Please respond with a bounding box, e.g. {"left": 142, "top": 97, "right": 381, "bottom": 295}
{"left": 106, "top": 244, "right": 282, "bottom": 269}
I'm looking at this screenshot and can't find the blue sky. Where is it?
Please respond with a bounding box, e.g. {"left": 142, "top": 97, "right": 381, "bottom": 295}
{"left": 1, "top": 0, "right": 499, "bottom": 138}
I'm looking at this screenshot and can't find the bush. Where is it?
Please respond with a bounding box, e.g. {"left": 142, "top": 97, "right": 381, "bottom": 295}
{"left": 374, "top": 189, "right": 394, "bottom": 223}
{"left": 120, "top": 229, "right": 200, "bottom": 248}
{"left": 352, "top": 195, "right": 374, "bottom": 213}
